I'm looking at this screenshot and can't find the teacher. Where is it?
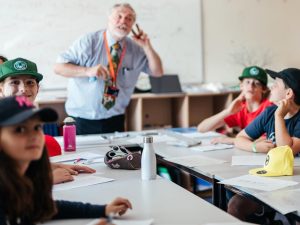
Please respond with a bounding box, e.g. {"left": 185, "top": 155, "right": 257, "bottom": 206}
{"left": 54, "top": 3, "right": 163, "bottom": 134}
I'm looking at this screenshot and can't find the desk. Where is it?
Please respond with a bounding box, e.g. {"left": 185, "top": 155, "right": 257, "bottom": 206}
{"left": 50, "top": 132, "right": 300, "bottom": 223}
{"left": 152, "top": 140, "right": 300, "bottom": 222}
{"left": 45, "top": 143, "right": 241, "bottom": 225}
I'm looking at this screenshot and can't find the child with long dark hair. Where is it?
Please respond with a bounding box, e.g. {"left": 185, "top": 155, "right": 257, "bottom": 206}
{"left": 0, "top": 96, "right": 132, "bottom": 225}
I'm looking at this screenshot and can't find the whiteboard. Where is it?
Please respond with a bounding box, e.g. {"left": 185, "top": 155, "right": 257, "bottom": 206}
{"left": 0, "top": 0, "right": 203, "bottom": 90}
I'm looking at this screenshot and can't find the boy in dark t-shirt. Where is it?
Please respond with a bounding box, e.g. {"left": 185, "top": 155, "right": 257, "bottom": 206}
{"left": 228, "top": 68, "right": 300, "bottom": 222}
{"left": 235, "top": 68, "right": 300, "bottom": 155}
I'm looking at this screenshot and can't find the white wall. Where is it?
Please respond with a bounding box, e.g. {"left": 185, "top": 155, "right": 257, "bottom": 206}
{"left": 1, "top": 0, "right": 299, "bottom": 88}
{"left": 0, "top": 0, "right": 203, "bottom": 90}
{"left": 202, "top": 0, "right": 300, "bottom": 85}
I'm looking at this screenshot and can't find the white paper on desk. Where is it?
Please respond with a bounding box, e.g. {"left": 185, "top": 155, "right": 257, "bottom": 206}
{"left": 219, "top": 175, "right": 298, "bottom": 192}
{"left": 255, "top": 188, "right": 300, "bottom": 214}
{"left": 231, "top": 155, "right": 266, "bottom": 166}
{"left": 204, "top": 222, "right": 257, "bottom": 225}
{"left": 190, "top": 144, "right": 233, "bottom": 152}
{"left": 86, "top": 218, "right": 154, "bottom": 225}
{"left": 165, "top": 155, "right": 226, "bottom": 168}
{"left": 182, "top": 131, "right": 221, "bottom": 139}
{"left": 127, "top": 134, "right": 176, "bottom": 144}
{"left": 294, "top": 157, "right": 300, "bottom": 167}
{"left": 53, "top": 175, "right": 114, "bottom": 191}
{"left": 50, "top": 152, "right": 104, "bottom": 163}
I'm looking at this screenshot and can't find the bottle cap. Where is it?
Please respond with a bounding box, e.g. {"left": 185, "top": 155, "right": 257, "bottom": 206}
{"left": 63, "top": 117, "right": 75, "bottom": 125}
{"left": 143, "top": 136, "right": 153, "bottom": 143}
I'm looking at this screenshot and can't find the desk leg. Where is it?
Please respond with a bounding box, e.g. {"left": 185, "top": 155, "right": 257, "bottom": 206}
{"left": 212, "top": 181, "right": 227, "bottom": 211}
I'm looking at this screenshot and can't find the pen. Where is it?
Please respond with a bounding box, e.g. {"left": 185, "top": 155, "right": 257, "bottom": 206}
{"left": 89, "top": 77, "right": 97, "bottom": 82}
{"left": 73, "top": 158, "right": 84, "bottom": 164}
{"left": 131, "top": 24, "right": 142, "bottom": 39}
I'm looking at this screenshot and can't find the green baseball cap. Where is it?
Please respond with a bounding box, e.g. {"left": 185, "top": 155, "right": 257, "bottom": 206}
{"left": 0, "top": 58, "right": 43, "bottom": 82}
{"left": 238, "top": 66, "right": 268, "bottom": 85}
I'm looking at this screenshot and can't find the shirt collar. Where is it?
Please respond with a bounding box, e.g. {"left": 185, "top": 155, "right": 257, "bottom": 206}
{"left": 106, "top": 30, "right": 124, "bottom": 49}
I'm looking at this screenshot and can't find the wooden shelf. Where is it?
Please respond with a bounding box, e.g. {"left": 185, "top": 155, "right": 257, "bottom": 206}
{"left": 37, "top": 90, "right": 240, "bottom": 130}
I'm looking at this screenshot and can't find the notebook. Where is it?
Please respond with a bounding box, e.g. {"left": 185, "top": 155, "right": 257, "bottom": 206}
{"left": 150, "top": 75, "right": 182, "bottom": 93}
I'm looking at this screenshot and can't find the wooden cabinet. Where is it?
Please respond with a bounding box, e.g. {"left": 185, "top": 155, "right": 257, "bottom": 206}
{"left": 126, "top": 91, "right": 239, "bottom": 131}
{"left": 37, "top": 90, "right": 239, "bottom": 131}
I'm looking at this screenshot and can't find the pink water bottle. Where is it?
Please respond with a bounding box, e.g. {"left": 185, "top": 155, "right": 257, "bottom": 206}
{"left": 63, "top": 117, "right": 76, "bottom": 152}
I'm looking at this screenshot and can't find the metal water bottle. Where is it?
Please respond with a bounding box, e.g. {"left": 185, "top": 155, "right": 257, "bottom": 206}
{"left": 63, "top": 117, "right": 76, "bottom": 152}
{"left": 141, "top": 136, "right": 157, "bottom": 180}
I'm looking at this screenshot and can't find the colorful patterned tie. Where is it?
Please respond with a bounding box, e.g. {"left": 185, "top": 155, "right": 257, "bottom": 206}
{"left": 111, "top": 42, "right": 120, "bottom": 74}
{"left": 102, "top": 42, "right": 121, "bottom": 110}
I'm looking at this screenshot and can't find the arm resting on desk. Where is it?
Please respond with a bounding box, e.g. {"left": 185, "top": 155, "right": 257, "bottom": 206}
{"left": 53, "top": 200, "right": 106, "bottom": 219}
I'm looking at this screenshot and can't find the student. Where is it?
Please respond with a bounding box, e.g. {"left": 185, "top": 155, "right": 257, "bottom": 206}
{"left": 0, "top": 55, "right": 7, "bottom": 64}
{"left": 54, "top": 3, "right": 163, "bottom": 135}
{"left": 0, "top": 57, "right": 96, "bottom": 184}
{"left": 228, "top": 68, "right": 300, "bottom": 221}
{"left": 0, "top": 96, "right": 132, "bottom": 225}
{"left": 197, "top": 66, "right": 272, "bottom": 144}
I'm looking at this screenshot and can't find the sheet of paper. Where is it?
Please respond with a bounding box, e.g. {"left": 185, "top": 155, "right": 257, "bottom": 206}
{"left": 231, "top": 155, "right": 266, "bottom": 166}
{"left": 255, "top": 188, "right": 300, "bottom": 214}
{"left": 182, "top": 131, "right": 221, "bottom": 139}
{"left": 165, "top": 155, "right": 226, "bottom": 167}
{"left": 219, "top": 175, "right": 298, "bottom": 192}
{"left": 232, "top": 155, "right": 300, "bottom": 167}
{"left": 86, "top": 218, "right": 154, "bottom": 225}
{"left": 204, "top": 222, "right": 257, "bottom": 225}
{"left": 55, "top": 134, "right": 109, "bottom": 147}
{"left": 53, "top": 174, "right": 114, "bottom": 191}
{"left": 294, "top": 157, "right": 300, "bottom": 167}
{"left": 190, "top": 144, "right": 233, "bottom": 152}
{"left": 127, "top": 134, "right": 176, "bottom": 144}
{"left": 50, "top": 152, "right": 104, "bottom": 163}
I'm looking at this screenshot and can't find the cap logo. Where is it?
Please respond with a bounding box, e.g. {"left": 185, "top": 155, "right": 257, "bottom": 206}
{"left": 256, "top": 170, "right": 267, "bottom": 175}
{"left": 249, "top": 67, "right": 259, "bottom": 76}
{"left": 15, "top": 96, "right": 33, "bottom": 107}
{"left": 14, "top": 61, "right": 27, "bottom": 71}
{"left": 265, "top": 155, "right": 270, "bottom": 166}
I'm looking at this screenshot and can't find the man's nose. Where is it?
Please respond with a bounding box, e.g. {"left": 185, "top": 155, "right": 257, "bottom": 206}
{"left": 119, "top": 16, "right": 126, "bottom": 24}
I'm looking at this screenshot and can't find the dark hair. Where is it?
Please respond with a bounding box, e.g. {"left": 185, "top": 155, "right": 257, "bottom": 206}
{"left": 0, "top": 55, "right": 7, "bottom": 63}
{"left": 0, "top": 145, "right": 57, "bottom": 223}
{"left": 282, "top": 79, "right": 300, "bottom": 105}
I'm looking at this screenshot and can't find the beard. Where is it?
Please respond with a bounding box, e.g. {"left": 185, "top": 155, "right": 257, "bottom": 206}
{"left": 109, "top": 24, "right": 130, "bottom": 40}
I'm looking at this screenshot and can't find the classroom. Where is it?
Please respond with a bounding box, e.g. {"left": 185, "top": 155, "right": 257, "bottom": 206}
{"left": 1, "top": 0, "right": 300, "bottom": 224}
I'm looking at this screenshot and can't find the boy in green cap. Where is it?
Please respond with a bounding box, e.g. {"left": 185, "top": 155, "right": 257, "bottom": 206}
{"left": 0, "top": 58, "right": 95, "bottom": 184}
{"left": 0, "top": 57, "right": 43, "bottom": 102}
{"left": 197, "top": 66, "right": 272, "bottom": 144}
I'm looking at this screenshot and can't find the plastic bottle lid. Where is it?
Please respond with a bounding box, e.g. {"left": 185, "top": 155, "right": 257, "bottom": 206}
{"left": 143, "top": 136, "right": 153, "bottom": 143}
{"left": 63, "top": 117, "right": 75, "bottom": 124}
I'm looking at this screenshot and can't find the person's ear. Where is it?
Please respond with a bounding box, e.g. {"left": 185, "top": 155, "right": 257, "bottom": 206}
{"left": 286, "top": 88, "right": 294, "bottom": 100}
